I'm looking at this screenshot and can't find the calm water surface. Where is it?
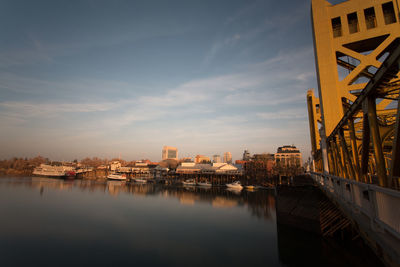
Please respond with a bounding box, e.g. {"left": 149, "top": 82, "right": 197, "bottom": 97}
{"left": 0, "top": 177, "right": 382, "bottom": 267}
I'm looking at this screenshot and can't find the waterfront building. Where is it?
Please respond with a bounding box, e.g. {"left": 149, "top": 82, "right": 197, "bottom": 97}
{"left": 212, "top": 163, "right": 239, "bottom": 174}
{"left": 195, "top": 155, "right": 211, "bottom": 163}
{"left": 223, "top": 152, "right": 232, "bottom": 164}
{"left": 176, "top": 162, "right": 200, "bottom": 174}
{"left": 162, "top": 146, "right": 178, "bottom": 160}
{"left": 131, "top": 162, "right": 151, "bottom": 179}
{"left": 274, "top": 145, "right": 302, "bottom": 167}
{"left": 180, "top": 157, "right": 193, "bottom": 162}
{"left": 110, "top": 161, "right": 121, "bottom": 171}
{"left": 176, "top": 162, "right": 239, "bottom": 175}
{"left": 243, "top": 150, "right": 251, "bottom": 161}
{"left": 213, "top": 154, "right": 221, "bottom": 163}
{"left": 244, "top": 153, "right": 275, "bottom": 179}
{"left": 153, "top": 165, "right": 169, "bottom": 179}
{"left": 235, "top": 160, "right": 247, "bottom": 170}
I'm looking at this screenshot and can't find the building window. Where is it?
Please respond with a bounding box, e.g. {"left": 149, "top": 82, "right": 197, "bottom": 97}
{"left": 331, "top": 17, "right": 342, "bottom": 38}
{"left": 347, "top": 12, "right": 359, "bottom": 34}
{"left": 382, "top": 2, "right": 397, "bottom": 24}
{"left": 364, "top": 7, "right": 377, "bottom": 29}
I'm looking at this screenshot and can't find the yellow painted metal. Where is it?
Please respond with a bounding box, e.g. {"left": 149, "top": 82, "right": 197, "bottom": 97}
{"left": 311, "top": 0, "right": 400, "bottom": 136}
{"left": 307, "top": 90, "right": 321, "bottom": 155}
{"left": 348, "top": 118, "right": 361, "bottom": 181}
{"left": 309, "top": 0, "right": 400, "bottom": 188}
{"left": 367, "top": 97, "right": 389, "bottom": 187}
{"left": 339, "top": 129, "right": 357, "bottom": 180}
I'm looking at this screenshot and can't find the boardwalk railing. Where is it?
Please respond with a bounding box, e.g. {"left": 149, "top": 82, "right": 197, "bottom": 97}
{"left": 310, "top": 172, "right": 400, "bottom": 241}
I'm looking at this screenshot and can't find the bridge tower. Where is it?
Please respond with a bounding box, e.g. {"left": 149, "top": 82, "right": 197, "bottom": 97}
{"left": 308, "top": 0, "right": 400, "bottom": 188}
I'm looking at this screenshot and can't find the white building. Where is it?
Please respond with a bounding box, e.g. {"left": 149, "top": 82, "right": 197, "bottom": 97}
{"left": 175, "top": 162, "right": 239, "bottom": 174}
{"left": 162, "top": 146, "right": 178, "bottom": 160}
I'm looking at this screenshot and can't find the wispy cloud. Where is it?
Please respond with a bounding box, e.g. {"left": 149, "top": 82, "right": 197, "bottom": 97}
{"left": 203, "top": 34, "right": 242, "bottom": 65}
{"left": 223, "top": 92, "right": 305, "bottom": 106}
{"left": 0, "top": 101, "right": 115, "bottom": 116}
{"left": 1, "top": 43, "right": 314, "bottom": 130}
{"left": 256, "top": 108, "right": 307, "bottom": 120}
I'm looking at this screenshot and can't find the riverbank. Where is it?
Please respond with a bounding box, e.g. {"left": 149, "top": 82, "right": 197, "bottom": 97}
{"left": 0, "top": 168, "right": 32, "bottom": 177}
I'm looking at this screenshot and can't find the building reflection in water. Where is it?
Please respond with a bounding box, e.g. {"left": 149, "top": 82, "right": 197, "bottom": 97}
{"left": 0, "top": 176, "right": 382, "bottom": 267}
{"left": 1, "top": 177, "right": 276, "bottom": 221}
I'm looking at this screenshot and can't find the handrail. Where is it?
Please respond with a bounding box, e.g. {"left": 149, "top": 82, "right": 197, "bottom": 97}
{"left": 310, "top": 172, "right": 400, "bottom": 241}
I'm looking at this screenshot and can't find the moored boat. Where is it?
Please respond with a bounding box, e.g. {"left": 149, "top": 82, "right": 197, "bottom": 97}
{"left": 32, "top": 164, "right": 74, "bottom": 178}
{"left": 226, "top": 181, "right": 243, "bottom": 190}
{"left": 107, "top": 173, "right": 127, "bottom": 181}
{"left": 197, "top": 181, "right": 212, "bottom": 187}
{"left": 133, "top": 178, "right": 147, "bottom": 183}
{"left": 64, "top": 171, "right": 76, "bottom": 179}
{"left": 245, "top": 185, "right": 256, "bottom": 190}
{"left": 182, "top": 179, "right": 196, "bottom": 186}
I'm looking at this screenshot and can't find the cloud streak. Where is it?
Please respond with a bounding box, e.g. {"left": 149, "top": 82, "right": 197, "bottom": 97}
{"left": 0, "top": 0, "right": 317, "bottom": 161}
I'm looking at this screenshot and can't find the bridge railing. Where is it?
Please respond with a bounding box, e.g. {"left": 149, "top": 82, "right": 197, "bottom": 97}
{"left": 310, "top": 172, "right": 400, "bottom": 241}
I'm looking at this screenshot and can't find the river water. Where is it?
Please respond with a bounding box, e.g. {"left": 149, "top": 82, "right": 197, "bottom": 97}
{"left": 0, "top": 177, "right": 383, "bottom": 267}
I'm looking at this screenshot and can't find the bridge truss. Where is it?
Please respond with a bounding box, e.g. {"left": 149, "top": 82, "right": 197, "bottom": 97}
{"left": 308, "top": 0, "right": 400, "bottom": 189}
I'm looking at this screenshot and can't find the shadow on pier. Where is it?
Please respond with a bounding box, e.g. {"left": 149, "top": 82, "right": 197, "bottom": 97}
{"left": 276, "top": 175, "right": 384, "bottom": 267}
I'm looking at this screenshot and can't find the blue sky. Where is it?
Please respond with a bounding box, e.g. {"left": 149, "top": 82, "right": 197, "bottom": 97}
{"left": 0, "top": 0, "right": 336, "bottom": 161}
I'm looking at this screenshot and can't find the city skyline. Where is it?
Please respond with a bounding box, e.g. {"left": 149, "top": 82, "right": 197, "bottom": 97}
{"left": 0, "top": 0, "right": 345, "bottom": 161}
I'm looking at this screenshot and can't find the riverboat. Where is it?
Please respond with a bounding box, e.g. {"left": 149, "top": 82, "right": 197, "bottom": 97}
{"left": 65, "top": 170, "right": 77, "bottom": 179}
{"left": 32, "top": 164, "right": 74, "bottom": 178}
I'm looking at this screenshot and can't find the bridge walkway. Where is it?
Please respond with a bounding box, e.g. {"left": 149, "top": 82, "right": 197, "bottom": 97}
{"left": 311, "top": 172, "right": 400, "bottom": 267}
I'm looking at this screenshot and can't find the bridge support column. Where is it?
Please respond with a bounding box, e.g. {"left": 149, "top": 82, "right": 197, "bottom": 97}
{"left": 321, "top": 134, "right": 330, "bottom": 174}
{"left": 348, "top": 118, "right": 360, "bottom": 181}
{"left": 360, "top": 109, "right": 370, "bottom": 183}
{"left": 390, "top": 99, "right": 400, "bottom": 188}
{"left": 367, "top": 97, "right": 388, "bottom": 187}
{"left": 339, "top": 129, "right": 357, "bottom": 180}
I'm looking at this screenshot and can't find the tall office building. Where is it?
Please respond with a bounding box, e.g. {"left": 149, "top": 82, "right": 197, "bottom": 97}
{"left": 162, "top": 146, "right": 178, "bottom": 160}
{"left": 223, "top": 152, "right": 232, "bottom": 164}
{"left": 242, "top": 150, "right": 251, "bottom": 161}
{"left": 213, "top": 154, "right": 221, "bottom": 163}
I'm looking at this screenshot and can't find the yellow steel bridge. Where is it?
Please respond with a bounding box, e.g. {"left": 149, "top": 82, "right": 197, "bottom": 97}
{"left": 307, "top": 1, "right": 400, "bottom": 265}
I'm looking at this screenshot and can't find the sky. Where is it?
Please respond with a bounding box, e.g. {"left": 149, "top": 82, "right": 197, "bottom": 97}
{"left": 0, "top": 0, "right": 342, "bottom": 162}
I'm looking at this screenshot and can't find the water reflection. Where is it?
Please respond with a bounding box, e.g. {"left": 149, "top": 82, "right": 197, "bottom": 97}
{"left": 2, "top": 177, "right": 275, "bottom": 221}
{"left": 0, "top": 177, "right": 382, "bottom": 267}
{"left": 0, "top": 177, "right": 276, "bottom": 221}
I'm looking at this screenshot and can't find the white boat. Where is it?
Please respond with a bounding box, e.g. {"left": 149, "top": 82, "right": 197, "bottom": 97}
{"left": 226, "top": 181, "right": 243, "bottom": 190}
{"left": 197, "top": 181, "right": 212, "bottom": 187}
{"left": 32, "top": 164, "right": 74, "bottom": 178}
{"left": 182, "top": 179, "right": 196, "bottom": 186}
{"left": 107, "top": 173, "right": 127, "bottom": 180}
{"left": 133, "top": 178, "right": 147, "bottom": 183}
